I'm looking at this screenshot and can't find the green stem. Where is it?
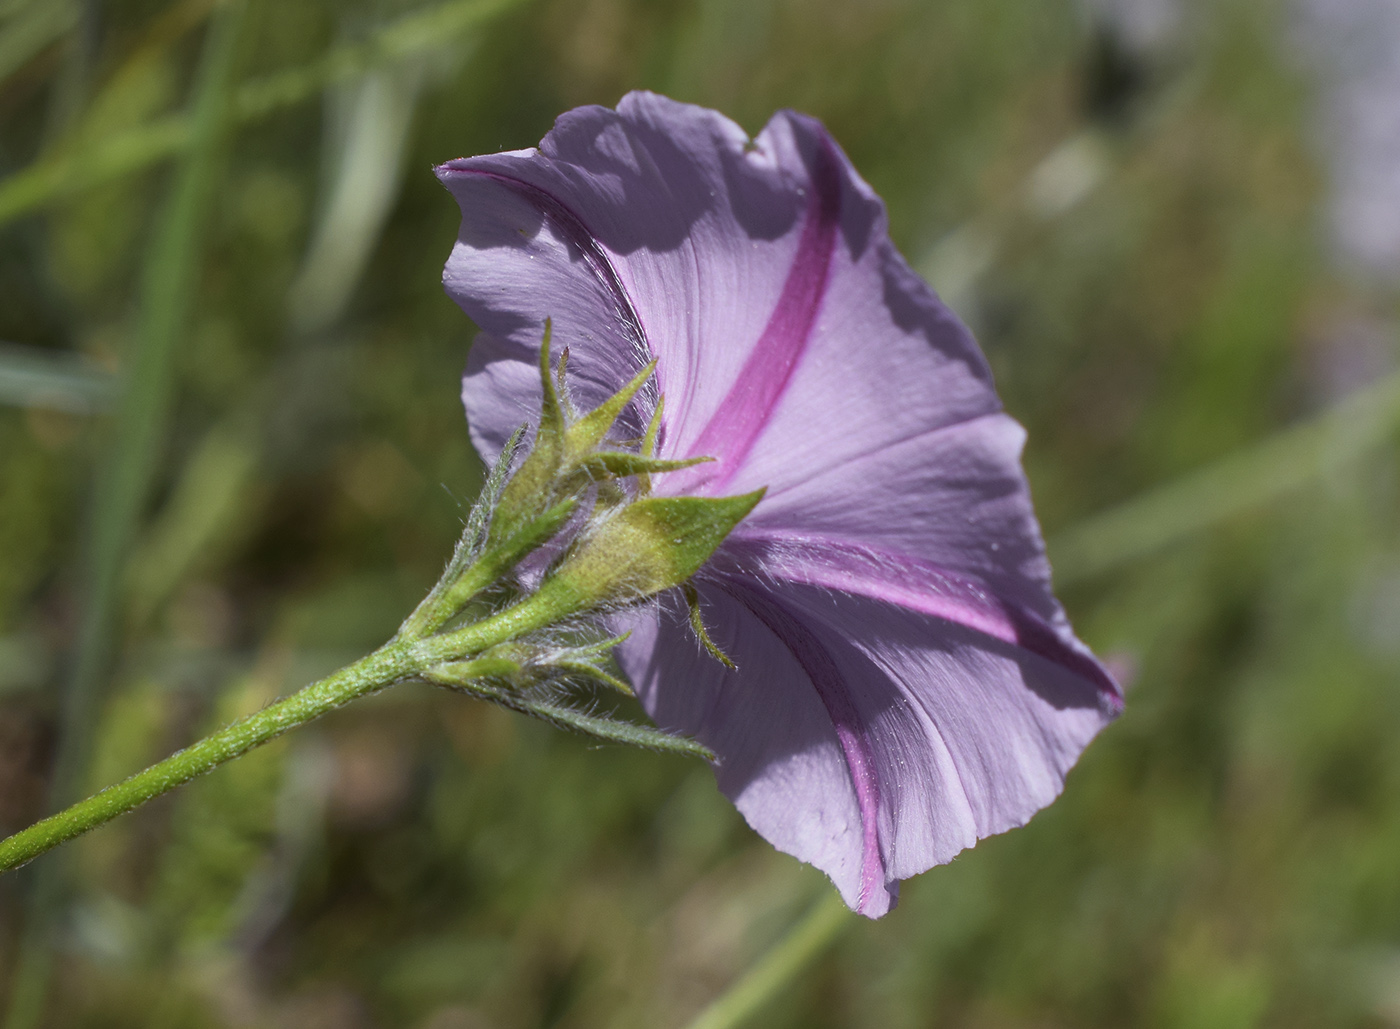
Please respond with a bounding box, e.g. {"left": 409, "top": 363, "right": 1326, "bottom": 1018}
{"left": 0, "top": 544, "right": 602, "bottom": 875}
{"left": 0, "top": 642, "right": 410, "bottom": 874}
{"left": 685, "top": 892, "right": 850, "bottom": 1029}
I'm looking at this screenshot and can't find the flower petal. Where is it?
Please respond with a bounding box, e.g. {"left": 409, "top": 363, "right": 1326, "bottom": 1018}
{"left": 717, "top": 533, "right": 1121, "bottom": 711}
{"left": 731, "top": 409, "right": 1099, "bottom": 656}
{"left": 618, "top": 575, "right": 1116, "bottom": 919}
{"left": 440, "top": 91, "right": 805, "bottom": 462}
{"left": 441, "top": 92, "right": 997, "bottom": 489}
{"left": 614, "top": 589, "right": 894, "bottom": 917}
{"left": 445, "top": 93, "right": 1121, "bottom": 919}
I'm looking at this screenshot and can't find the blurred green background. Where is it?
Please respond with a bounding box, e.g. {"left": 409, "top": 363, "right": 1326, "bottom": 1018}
{"left": 3, "top": 0, "right": 1400, "bottom": 1025}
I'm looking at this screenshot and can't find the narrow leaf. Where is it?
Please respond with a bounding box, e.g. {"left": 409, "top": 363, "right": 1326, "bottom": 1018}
{"left": 638, "top": 395, "right": 666, "bottom": 494}
{"left": 551, "top": 660, "right": 635, "bottom": 697}
{"left": 431, "top": 670, "right": 713, "bottom": 760}
{"left": 401, "top": 497, "right": 577, "bottom": 639}
{"left": 489, "top": 321, "right": 566, "bottom": 544}
{"left": 398, "top": 424, "right": 526, "bottom": 639}
{"left": 464, "top": 424, "right": 526, "bottom": 554}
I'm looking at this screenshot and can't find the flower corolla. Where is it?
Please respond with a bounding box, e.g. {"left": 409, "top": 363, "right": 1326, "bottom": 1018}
{"left": 437, "top": 92, "right": 1121, "bottom": 918}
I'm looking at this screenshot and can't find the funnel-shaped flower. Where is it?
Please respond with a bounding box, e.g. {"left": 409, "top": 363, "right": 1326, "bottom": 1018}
{"left": 437, "top": 92, "right": 1122, "bottom": 918}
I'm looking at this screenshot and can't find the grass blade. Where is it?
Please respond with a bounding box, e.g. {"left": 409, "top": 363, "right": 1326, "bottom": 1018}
{"left": 1049, "top": 368, "right": 1400, "bottom": 586}
{"left": 684, "top": 893, "right": 850, "bottom": 1029}
{"left": 2, "top": 6, "right": 247, "bottom": 1027}
{"left": 0, "top": 0, "right": 532, "bottom": 228}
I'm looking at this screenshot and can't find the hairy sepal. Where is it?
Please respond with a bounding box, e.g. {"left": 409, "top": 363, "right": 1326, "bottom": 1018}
{"left": 425, "top": 660, "right": 712, "bottom": 760}
{"left": 537, "top": 490, "right": 765, "bottom": 610}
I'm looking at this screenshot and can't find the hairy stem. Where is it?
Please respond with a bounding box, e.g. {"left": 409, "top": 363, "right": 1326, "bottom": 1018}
{"left": 0, "top": 569, "right": 596, "bottom": 875}
{"left": 0, "top": 642, "right": 413, "bottom": 874}
{"left": 685, "top": 892, "right": 850, "bottom": 1029}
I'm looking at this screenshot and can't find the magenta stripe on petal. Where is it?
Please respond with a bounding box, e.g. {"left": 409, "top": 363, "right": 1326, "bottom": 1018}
{"left": 683, "top": 138, "right": 843, "bottom": 489}
{"left": 725, "top": 533, "right": 1123, "bottom": 711}
{"left": 723, "top": 579, "right": 892, "bottom": 915}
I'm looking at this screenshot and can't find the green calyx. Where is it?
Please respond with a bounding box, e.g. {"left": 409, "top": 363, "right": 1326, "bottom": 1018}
{"left": 397, "top": 496, "right": 577, "bottom": 639}
{"left": 488, "top": 321, "right": 710, "bottom": 545}
{"left": 401, "top": 319, "right": 763, "bottom": 649}
{"left": 534, "top": 490, "right": 765, "bottom": 612}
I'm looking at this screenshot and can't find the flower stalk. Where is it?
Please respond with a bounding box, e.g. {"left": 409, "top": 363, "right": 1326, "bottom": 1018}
{"left": 0, "top": 641, "right": 416, "bottom": 874}
{"left": 0, "top": 336, "right": 757, "bottom": 875}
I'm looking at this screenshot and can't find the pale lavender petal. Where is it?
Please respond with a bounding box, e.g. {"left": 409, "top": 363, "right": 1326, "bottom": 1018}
{"left": 672, "top": 130, "right": 843, "bottom": 492}
{"left": 443, "top": 92, "right": 1121, "bottom": 918}
{"left": 715, "top": 534, "right": 1121, "bottom": 711}
{"left": 655, "top": 109, "right": 1001, "bottom": 498}
{"left": 458, "top": 331, "right": 545, "bottom": 463}
{"left": 614, "top": 591, "right": 895, "bottom": 917}
{"left": 732, "top": 410, "right": 1076, "bottom": 636}
{"left": 440, "top": 93, "right": 998, "bottom": 479}
{"left": 617, "top": 573, "right": 1116, "bottom": 918}
{"left": 439, "top": 165, "right": 653, "bottom": 462}
{"left": 440, "top": 92, "right": 806, "bottom": 462}
{"left": 765, "top": 582, "right": 1115, "bottom": 877}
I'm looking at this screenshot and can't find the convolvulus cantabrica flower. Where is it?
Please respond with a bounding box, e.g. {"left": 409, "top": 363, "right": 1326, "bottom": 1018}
{"left": 438, "top": 92, "right": 1122, "bottom": 918}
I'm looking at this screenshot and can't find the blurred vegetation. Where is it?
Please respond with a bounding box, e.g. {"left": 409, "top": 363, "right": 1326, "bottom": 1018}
{"left": 1, "top": 0, "right": 1399, "bottom": 1026}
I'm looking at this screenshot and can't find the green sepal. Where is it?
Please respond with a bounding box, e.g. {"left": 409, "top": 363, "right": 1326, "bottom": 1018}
{"left": 545, "top": 634, "right": 635, "bottom": 694}
{"left": 557, "top": 632, "right": 631, "bottom": 661}
{"left": 642, "top": 396, "right": 664, "bottom": 456}
{"left": 463, "top": 424, "right": 527, "bottom": 555}
{"left": 398, "top": 497, "right": 576, "bottom": 639}
{"left": 489, "top": 321, "right": 566, "bottom": 544}
{"left": 399, "top": 425, "right": 526, "bottom": 639}
{"left": 685, "top": 583, "right": 737, "bottom": 670}
{"left": 490, "top": 331, "right": 669, "bottom": 545}
{"left": 551, "top": 660, "right": 635, "bottom": 697}
{"left": 566, "top": 358, "right": 657, "bottom": 455}
{"left": 537, "top": 489, "right": 766, "bottom": 609}
{"left": 426, "top": 661, "right": 712, "bottom": 760}
{"left": 570, "top": 451, "right": 711, "bottom": 485}
{"left": 637, "top": 397, "right": 666, "bottom": 494}
{"left": 482, "top": 497, "right": 577, "bottom": 574}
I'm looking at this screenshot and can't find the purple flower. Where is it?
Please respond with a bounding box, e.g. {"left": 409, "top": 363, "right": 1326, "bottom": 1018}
{"left": 437, "top": 92, "right": 1122, "bottom": 918}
